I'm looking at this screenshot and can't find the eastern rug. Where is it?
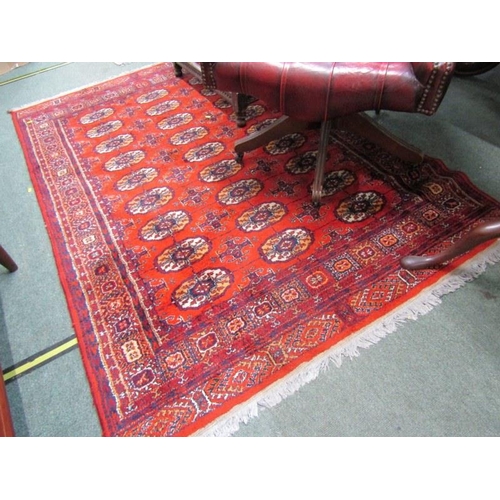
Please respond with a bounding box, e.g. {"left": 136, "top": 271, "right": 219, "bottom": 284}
{"left": 11, "top": 63, "right": 500, "bottom": 436}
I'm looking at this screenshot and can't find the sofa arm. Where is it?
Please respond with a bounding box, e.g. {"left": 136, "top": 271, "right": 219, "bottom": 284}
{"left": 199, "top": 62, "right": 218, "bottom": 89}
{"left": 412, "top": 62, "right": 456, "bottom": 115}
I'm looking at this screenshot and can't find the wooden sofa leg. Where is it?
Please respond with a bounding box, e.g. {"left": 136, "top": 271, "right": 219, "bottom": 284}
{"left": 334, "top": 113, "right": 425, "bottom": 164}
{"left": 401, "top": 219, "right": 500, "bottom": 270}
{"left": 234, "top": 115, "right": 308, "bottom": 158}
{"left": 173, "top": 63, "right": 183, "bottom": 77}
{"left": 0, "top": 245, "right": 18, "bottom": 273}
{"left": 0, "top": 364, "right": 15, "bottom": 436}
{"left": 311, "top": 120, "right": 332, "bottom": 206}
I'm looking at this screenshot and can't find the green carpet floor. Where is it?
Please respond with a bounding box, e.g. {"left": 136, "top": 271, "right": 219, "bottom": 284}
{"left": 1, "top": 62, "right": 499, "bottom": 437}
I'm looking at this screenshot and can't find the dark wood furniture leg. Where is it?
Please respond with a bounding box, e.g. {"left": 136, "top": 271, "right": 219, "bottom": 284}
{"left": 334, "top": 114, "right": 500, "bottom": 268}
{"left": 0, "top": 364, "right": 15, "bottom": 436}
{"left": 312, "top": 120, "right": 332, "bottom": 205}
{"left": 235, "top": 115, "right": 309, "bottom": 159}
{"left": 173, "top": 62, "right": 183, "bottom": 78}
{"left": 173, "top": 62, "right": 252, "bottom": 127}
{"left": 315, "top": 114, "right": 423, "bottom": 204}
{"left": 333, "top": 113, "right": 425, "bottom": 164}
{"left": 401, "top": 219, "right": 500, "bottom": 270}
{"left": 0, "top": 245, "right": 18, "bottom": 273}
{"left": 234, "top": 112, "right": 426, "bottom": 205}
{"left": 232, "top": 92, "right": 252, "bottom": 128}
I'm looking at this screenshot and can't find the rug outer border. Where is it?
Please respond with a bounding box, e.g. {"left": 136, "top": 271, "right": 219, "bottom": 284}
{"left": 10, "top": 111, "right": 115, "bottom": 436}
{"left": 193, "top": 239, "right": 500, "bottom": 436}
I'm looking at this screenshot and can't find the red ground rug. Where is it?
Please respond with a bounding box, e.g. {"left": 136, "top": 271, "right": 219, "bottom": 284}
{"left": 11, "top": 63, "right": 500, "bottom": 436}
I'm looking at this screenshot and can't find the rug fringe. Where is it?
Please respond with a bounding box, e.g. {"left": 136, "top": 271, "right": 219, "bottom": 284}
{"left": 196, "top": 240, "right": 500, "bottom": 437}
{"left": 8, "top": 63, "right": 161, "bottom": 113}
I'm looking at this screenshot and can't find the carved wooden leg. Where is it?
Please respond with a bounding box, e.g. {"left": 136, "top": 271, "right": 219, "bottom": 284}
{"left": 0, "top": 362, "right": 15, "bottom": 436}
{"left": 400, "top": 219, "right": 500, "bottom": 270}
{"left": 334, "top": 113, "right": 425, "bottom": 164}
{"left": 234, "top": 116, "right": 308, "bottom": 157}
{"left": 173, "top": 63, "right": 183, "bottom": 77}
{"left": 311, "top": 120, "right": 332, "bottom": 206}
{"left": 0, "top": 245, "right": 18, "bottom": 273}
{"left": 174, "top": 62, "right": 252, "bottom": 129}
{"left": 232, "top": 93, "right": 251, "bottom": 128}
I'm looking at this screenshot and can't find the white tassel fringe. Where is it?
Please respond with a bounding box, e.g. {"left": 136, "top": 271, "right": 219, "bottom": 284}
{"left": 196, "top": 241, "right": 500, "bottom": 437}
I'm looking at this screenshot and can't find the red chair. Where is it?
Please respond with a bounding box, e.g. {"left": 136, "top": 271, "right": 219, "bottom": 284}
{"left": 200, "top": 63, "right": 455, "bottom": 203}
{"left": 197, "top": 62, "right": 500, "bottom": 268}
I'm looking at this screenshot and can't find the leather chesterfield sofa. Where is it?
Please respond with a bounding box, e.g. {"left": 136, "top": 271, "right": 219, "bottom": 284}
{"left": 199, "top": 62, "right": 454, "bottom": 204}
{"left": 183, "top": 62, "right": 499, "bottom": 269}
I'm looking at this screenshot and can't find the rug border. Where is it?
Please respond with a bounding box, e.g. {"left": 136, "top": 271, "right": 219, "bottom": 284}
{"left": 8, "top": 62, "right": 179, "bottom": 436}
{"left": 194, "top": 239, "right": 500, "bottom": 436}
{"left": 10, "top": 112, "right": 114, "bottom": 436}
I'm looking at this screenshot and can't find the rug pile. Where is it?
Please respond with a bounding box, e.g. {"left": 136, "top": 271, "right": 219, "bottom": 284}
{"left": 11, "top": 63, "right": 500, "bottom": 436}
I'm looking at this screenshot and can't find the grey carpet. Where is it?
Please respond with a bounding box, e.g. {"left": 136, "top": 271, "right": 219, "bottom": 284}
{"left": 1, "top": 62, "right": 499, "bottom": 437}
